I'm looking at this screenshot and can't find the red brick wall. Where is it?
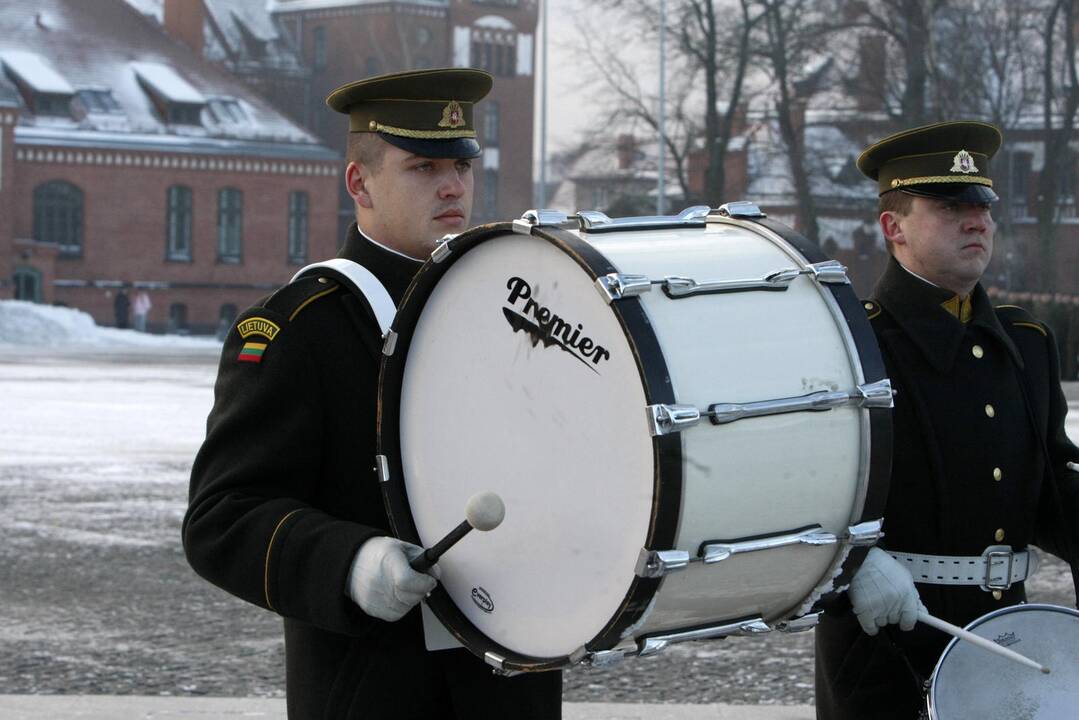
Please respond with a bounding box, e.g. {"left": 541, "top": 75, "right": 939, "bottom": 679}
{"left": 11, "top": 148, "right": 339, "bottom": 330}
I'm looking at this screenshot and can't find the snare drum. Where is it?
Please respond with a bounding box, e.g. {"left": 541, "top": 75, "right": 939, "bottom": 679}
{"left": 377, "top": 205, "right": 892, "bottom": 672}
{"left": 927, "top": 604, "right": 1079, "bottom": 719}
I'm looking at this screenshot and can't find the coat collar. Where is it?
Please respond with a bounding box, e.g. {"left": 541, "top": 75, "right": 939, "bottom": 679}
{"left": 338, "top": 223, "right": 423, "bottom": 304}
{"left": 872, "top": 257, "right": 1023, "bottom": 373}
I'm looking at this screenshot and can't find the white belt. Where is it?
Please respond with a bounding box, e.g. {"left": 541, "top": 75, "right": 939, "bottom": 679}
{"left": 888, "top": 546, "right": 1038, "bottom": 592}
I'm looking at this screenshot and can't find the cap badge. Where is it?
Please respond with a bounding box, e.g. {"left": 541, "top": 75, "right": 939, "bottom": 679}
{"left": 950, "top": 150, "right": 978, "bottom": 174}
{"left": 438, "top": 100, "right": 466, "bottom": 129}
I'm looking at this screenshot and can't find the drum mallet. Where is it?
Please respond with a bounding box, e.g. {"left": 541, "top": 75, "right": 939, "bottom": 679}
{"left": 409, "top": 491, "right": 505, "bottom": 573}
{"left": 1067, "top": 461, "right": 1079, "bottom": 472}
{"left": 918, "top": 611, "right": 1050, "bottom": 674}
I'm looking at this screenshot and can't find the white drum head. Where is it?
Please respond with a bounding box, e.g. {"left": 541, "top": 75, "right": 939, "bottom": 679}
{"left": 396, "top": 232, "right": 656, "bottom": 659}
{"left": 930, "top": 604, "right": 1079, "bottom": 719}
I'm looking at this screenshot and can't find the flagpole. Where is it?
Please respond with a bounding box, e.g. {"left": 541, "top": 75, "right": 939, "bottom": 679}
{"left": 657, "top": 0, "right": 666, "bottom": 215}
{"left": 538, "top": 0, "right": 549, "bottom": 209}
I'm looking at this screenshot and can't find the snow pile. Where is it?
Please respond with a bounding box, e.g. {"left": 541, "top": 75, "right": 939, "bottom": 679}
{"left": 0, "top": 300, "right": 220, "bottom": 349}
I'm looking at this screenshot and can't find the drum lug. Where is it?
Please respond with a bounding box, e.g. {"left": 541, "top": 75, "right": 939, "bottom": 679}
{"left": 646, "top": 403, "right": 701, "bottom": 436}
{"left": 375, "top": 454, "right": 390, "bottom": 484}
{"left": 700, "top": 525, "right": 838, "bottom": 564}
{"left": 846, "top": 518, "right": 885, "bottom": 547}
{"left": 515, "top": 209, "right": 570, "bottom": 233}
{"left": 637, "top": 617, "right": 770, "bottom": 657}
{"left": 582, "top": 649, "right": 627, "bottom": 668}
{"left": 431, "top": 238, "right": 454, "bottom": 263}
{"left": 773, "top": 612, "right": 822, "bottom": 633}
{"left": 858, "top": 379, "right": 894, "bottom": 408}
{"left": 635, "top": 548, "right": 690, "bottom": 578}
{"left": 808, "top": 260, "right": 850, "bottom": 285}
{"left": 381, "top": 329, "right": 398, "bottom": 356}
{"left": 709, "top": 201, "right": 766, "bottom": 219}
{"left": 595, "top": 273, "right": 653, "bottom": 302}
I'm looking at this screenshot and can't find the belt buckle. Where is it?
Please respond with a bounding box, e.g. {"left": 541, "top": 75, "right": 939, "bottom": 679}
{"left": 982, "top": 546, "right": 1014, "bottom": 591}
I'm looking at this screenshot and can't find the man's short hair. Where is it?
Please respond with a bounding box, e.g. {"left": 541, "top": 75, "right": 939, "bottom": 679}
{"left": 879, "top": 190, "right": 914, "bottom": 255}
{"left": 347, "top": 132, "right": 387, "bottom": 174}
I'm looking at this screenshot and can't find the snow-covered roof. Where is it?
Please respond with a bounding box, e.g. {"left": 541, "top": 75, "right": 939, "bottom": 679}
{"left": 267, "top": 0, "right": 448, "bottom": 11}
{"left": 0, "top": 0, "right": 327, "bottom": 154}
{"left": 0, "top": 50, "right": 75, "bottom": 95}
{"left": 131, "top": 62, "right": 206, "bottom": 105}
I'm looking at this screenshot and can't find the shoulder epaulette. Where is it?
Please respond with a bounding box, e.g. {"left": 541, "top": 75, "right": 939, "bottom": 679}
{"left": 264, "top": 276, "right": 341, "bottom": 323}
{"left": 862, "top": 299, "right": 882, "bottom": 320}
{"left": 995, "top": 304, "right": 1048, "bottom": 337}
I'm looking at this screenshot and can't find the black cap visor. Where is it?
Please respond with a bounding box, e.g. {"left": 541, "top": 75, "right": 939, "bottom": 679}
{"left": 894, "top": 183, "right": 999, "bottom": 204}
{"left": 379, "top": 133, "right": 482, "bottom": 160}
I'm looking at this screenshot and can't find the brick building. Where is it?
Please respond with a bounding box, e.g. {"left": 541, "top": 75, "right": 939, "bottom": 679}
{"left": 0, "top": 0, "right": 338, "bottom": 334}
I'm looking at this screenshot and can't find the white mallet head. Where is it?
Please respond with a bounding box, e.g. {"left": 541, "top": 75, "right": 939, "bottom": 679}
{"left": 464, "top": 491, "right": 505, "bottom": 532}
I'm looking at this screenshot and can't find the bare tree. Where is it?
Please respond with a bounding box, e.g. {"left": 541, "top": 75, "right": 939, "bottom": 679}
{"left": 752, "top": 0, "right": 833, "bottom": 243}
{"left": 1035, "top": 0, "right": 1079, "bottom": 292}
{"left": 576, "top": 0, "right": 763, "bottom": 206}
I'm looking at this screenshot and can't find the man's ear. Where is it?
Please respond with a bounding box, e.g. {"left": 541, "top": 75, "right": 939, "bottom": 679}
{"left": 879, "top": 211, "right": 906, "bottom": 248}
{"left": 345, "top": 161, "right": 375, "bottom": 209}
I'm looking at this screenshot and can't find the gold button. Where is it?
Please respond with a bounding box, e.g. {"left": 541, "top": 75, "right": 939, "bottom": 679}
{"left": 993, "top": 590, "right": 1003, "bottom": 600}
{"left": 369, "top": 120, "right": 377, "bottom": 130}
{"left": 972, "top": 345, "right": 984, "bottom": 358}
{"left": 985, "top": 404, "right": 995, "bottom": 418}
{"left": 317, "top": 277, "right": 329, "bottom": 284}
{"left": 993, "top": 467, "right": 1003, "bottom": 481}
{"left": 995, "top": 528, "right": 1005, "bottom": 542}
{"left": 864, "top": 302, "right": 873, "bottom": 311}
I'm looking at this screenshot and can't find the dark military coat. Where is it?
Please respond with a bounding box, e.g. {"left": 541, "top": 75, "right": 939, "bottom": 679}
{"left": 183, "top": 225, "right": 561, "bottom": 719}
{"left": 815, "top": 258, "right": 1079, "bottom": 720}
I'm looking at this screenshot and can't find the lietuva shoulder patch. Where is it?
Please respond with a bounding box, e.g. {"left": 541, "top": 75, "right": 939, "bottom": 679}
{"left": 264, "top": 276, "right": 341, "bottom": 323}
{"left": 995, "top": 304, "right": 1048, "bottom": 337}
{"left": 862, "top": 300, "right": 882, "bottom": 320}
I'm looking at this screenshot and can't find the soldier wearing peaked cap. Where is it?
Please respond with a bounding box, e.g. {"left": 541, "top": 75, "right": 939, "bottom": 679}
{"left": 814, "top": 121, "right": 1079, "bottom": 719}
{"left": 184, "top": 69, "right": 562, "bottom": 719}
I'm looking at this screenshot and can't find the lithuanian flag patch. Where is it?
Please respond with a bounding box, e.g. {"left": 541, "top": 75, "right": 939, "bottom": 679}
{"left": 238, "top": 341, "right": 268, "bottom": 364}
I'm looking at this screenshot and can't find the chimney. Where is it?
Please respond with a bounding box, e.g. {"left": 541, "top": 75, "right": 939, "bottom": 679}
{"left": 616, "top": 134, "right": 636, "bottom": 170}
{"left": 164, "top": 0, "right": 206, "bottom": 55}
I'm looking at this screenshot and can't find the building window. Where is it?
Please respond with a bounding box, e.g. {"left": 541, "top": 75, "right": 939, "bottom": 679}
{"left": 483, "top": 101, "right": 499, "bottom": 147}
{"left": 313, "top": 26, "right": 327, "bottom": 70}
{"left": 76, "top": 89, "right": 122, "bottom": 114}
{"left": 168, "top": 303, "right": 188, "bottom": 334}
{"left": 288, "top": 191, "right": 309, "bottom": 264}
{"left": 33, "top": 181, "right": 83, "bottom": 256}
{"left": 1008, "top": 151, "right": 1032, "bottom": 220}
{"left": 168, "top": 103, "right": 203, "bottom": 125}
{"left": 217, "top": 188, "right": 243, "bottom": 263}
{"left": 34, "top": 93, "right": 71, "bottom": 116}
{"left": 471, "top": 34, "right": 516, "bottom": 77}
{"left": 483, "top": 168, "right": 499, "bottom": 221}
{"left": 14, "top": 266, "right": 43, "bottom": 303}
{"left": 166, "top": 185, "right": 193, "bottom": 261}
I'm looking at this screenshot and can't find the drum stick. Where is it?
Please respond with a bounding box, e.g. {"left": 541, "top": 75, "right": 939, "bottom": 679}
{"left": 918, "top": 611, "right": 1050, "bottom": 674}
{"left": 1067, "top": 461, "right": 1079, "bottom": 472}
{"left": 409, "top": 491, "right": 505, "bottom": 573}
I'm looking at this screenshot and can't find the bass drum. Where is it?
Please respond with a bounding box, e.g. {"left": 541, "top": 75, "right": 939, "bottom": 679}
{"left": 927, "top": 604, "right": 1079, "bottom": 719}
{"left": 377, "top": 205, "right": 891, "bottom": 672}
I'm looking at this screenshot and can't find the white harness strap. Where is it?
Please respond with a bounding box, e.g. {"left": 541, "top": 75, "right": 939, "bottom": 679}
{"left": 290, "top": 258, "right": 396, "bottom": 338}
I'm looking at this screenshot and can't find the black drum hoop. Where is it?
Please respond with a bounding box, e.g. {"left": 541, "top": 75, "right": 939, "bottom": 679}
{"left": 376, "top": 221, "right": 682, "bottom": 672}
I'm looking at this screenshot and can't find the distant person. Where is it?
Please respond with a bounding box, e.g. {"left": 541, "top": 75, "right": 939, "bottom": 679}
{"left": 113, "top": 288, "right": 129, "bottom": 329}
{"left": 183, "top": 69, "right": 562, "bottom": 719}
{"left": 815, "top": 120, "right": 1079, "bottom": 719}
{"left": 132, "top": 291, "right": 151, "bottom": 332}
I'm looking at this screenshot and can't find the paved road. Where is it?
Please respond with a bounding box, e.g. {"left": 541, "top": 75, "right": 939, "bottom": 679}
{"left": 1, "top": 349, "right": 1076, "bottom": 707}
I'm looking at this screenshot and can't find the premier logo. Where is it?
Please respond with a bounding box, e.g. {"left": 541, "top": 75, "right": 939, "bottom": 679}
{"left": 503, "top": 276, "right": 611, "bottom": 373}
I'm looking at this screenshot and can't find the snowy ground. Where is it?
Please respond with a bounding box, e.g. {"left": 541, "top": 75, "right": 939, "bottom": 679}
{"left": 1, "top": 301, "right": 1077, "bottom": 702}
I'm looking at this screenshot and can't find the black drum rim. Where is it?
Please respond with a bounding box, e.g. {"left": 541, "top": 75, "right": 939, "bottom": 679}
{"left": 376, "top": 221, "right": 682, "bottom": 672}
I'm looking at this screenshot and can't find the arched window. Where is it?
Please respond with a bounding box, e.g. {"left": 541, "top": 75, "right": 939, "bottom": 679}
{"left": 166, "top": 185, "right": 193, "bottom": 261}
{"left": 33, "top": 181, "right": 83, "bottom": 256}
{"left": 217, "top": 188, "right": 243, "bottom": 263}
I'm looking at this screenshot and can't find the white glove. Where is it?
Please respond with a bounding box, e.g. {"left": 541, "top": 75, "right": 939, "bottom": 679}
{"left": 347, "top": 536, "right": 439, "bottom": 622}
{"left": 849, "top": 547, "right": 926, "bottom": 636}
